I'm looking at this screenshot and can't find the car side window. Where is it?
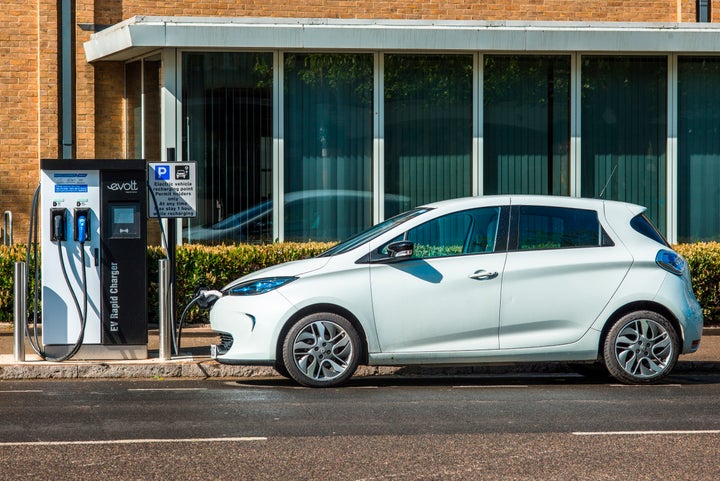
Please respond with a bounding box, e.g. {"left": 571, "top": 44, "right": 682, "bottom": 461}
{"left": 512, "top": 206, "right": 613, "bottom": 251}
{"left": 383, "top": 207, "right": 501, "bottom": 259}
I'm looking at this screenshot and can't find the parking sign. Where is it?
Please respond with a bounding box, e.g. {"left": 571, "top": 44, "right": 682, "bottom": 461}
{"left": 147, "top": 162, "right": 197, "bottom": 218}
{"left": 154, "top": 165, "right": 171, "bottom": 180}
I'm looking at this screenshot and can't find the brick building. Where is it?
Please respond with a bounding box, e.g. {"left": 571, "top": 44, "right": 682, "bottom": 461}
{"left": 1, "top": 1, "right": 720, "bottom": 245}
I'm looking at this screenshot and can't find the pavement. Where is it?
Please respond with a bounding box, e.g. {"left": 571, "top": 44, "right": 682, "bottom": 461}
{"left": 1, "top": 322, "right": 719, "bottom": 381}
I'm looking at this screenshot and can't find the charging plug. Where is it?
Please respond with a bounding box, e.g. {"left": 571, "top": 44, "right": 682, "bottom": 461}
{"left": 195, "top": 288, "right": 223, "bottom": 310}
{"left": 74, "top": 209, "right": 90, "bottom": 243}
{"left": 51, "top": 208, "right": 67, "bottom": 241}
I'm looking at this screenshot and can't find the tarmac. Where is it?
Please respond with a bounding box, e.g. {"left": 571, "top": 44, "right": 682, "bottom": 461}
{"left": 1, "top": 322, "right": 719, "bottom": 381}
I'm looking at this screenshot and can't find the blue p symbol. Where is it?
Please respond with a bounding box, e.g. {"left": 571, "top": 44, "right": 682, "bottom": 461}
{"left": 155, "top": 165, "right": 170, "bottom": 180}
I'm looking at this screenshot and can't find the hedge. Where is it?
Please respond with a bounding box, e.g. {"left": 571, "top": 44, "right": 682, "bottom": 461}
{"left": 146, "top": 242, "right": 334, "bottom": 324}
{"left": 0, "top": 242, "right": 333, "bottom": 324}
{"left": 2, "top": 242, "right": 719, "bottom": 325}
{"left": 0, "top": 244, "right": 36, "bottom": 322}
{"left": 673, "top": 242, "right": 720, "bottom": 324}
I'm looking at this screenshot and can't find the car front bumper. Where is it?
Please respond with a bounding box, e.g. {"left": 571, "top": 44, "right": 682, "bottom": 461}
{"left": 209, "top": 290, "right": 296, "bottom": 364}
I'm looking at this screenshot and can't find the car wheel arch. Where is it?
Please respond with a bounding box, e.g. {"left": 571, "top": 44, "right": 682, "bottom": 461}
{"left": 275, "top": 303, "right": 369, "bottom": 365}
{"left": 598, "top": 301, "right": 682, "bottom": 360}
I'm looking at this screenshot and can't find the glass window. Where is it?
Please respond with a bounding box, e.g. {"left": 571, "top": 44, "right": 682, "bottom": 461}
{"left": 512, "top": 206, "right": 607, "bottom": 251}
{"left": 484, "top": 55, "right": 571, "bottom": 196}
{"left": 125, "top": 57, "right": 161, "bottom": 161}
{"left": 631, "top": 214, "right": 669, "bottom": 247}
{"left": 384, "top": 54, "right": 473, "bottom": 217}
{"left": 581, "top": 56, "right": 667, "bottom": 233}
{"left": 125, "top": 61, "right": 142, "bottom": 159}
{"left": 321, "top": 208, "right": 430, "bottom": 257}
{"left": 182, "top": 52, "right": 273, "bottom": 244}
{"left": 384, "top": 207, "right": 501, "bottom": 259}
{"left": 125, "top": 56, "right": 162, "bottom": 245}
{"left": 284, "top": 53, "right": 374, "bottom": 242}
{"left": 678, "top": 57, "right": 720, "bottom": 242}
{"left": 143, "top": 56, "right": 161, "bottom": 162}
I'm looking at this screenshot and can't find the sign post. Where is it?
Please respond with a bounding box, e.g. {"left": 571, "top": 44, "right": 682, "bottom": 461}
{"left": 147, "top": 162, "right": 197, "bottom": 356}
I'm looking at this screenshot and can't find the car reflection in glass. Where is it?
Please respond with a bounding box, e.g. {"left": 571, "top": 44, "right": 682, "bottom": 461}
{"left": 183, "top": 190, "right": 410, "bottom": 243}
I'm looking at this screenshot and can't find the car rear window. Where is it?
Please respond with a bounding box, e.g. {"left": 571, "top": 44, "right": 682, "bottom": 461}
{"left": 630, "top": 214, "right": 669, "bottom": 247}
{"left": 511, "top": 206, "right": 613, "bottom": 251}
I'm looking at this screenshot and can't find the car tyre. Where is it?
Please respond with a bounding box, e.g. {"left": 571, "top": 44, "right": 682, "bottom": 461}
{"left": 282, "top": 312, "right": 360, "bottom": 388}
{"left": 603, "top": 310, "right": 679, "bottom": 384}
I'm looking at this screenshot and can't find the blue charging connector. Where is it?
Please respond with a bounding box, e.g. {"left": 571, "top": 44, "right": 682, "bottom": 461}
{"left": 77, "top": 216, "right": 87, "bottom": 243}
{"left": 74, "top": 208, "right": 90, "bottom": 244}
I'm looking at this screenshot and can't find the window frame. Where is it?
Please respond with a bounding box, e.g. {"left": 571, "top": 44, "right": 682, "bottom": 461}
{"left": 377, "top": 206, "right": 510, "bottom": 260}
{"left": 508, "top": 205, "right": 614, "bottom": 252}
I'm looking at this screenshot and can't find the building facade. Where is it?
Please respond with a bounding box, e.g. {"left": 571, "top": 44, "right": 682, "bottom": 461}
{"left": 2, "top": 1, "right": 720, "bottom": 245}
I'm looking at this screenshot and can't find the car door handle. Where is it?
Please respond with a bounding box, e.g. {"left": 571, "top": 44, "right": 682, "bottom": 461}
{"left": 469, "top": 270, "right": 498, "bottom": 280}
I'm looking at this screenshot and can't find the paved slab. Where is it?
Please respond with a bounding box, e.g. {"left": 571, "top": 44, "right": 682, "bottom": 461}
{"left": 1, "top": 323, "right": 718, "bottom": 380}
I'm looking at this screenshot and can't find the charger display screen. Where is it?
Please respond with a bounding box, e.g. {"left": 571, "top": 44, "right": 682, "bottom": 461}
{"left": 109, "top": 203, "right": 140, "bottom": 239}
{"left": 114, "top": 207, "right": 134, "bottom": 224}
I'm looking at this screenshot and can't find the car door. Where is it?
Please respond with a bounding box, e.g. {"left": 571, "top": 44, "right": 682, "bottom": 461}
{"left": 499, "top": 204, "right": 633, "bottom": 349}
{"left": 369, "top": 205, "right": 509, "bottom": 353}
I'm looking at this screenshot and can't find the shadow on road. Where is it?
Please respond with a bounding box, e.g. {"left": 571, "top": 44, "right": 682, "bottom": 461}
{"left": 231, "top": 370, "right": 720, "bottom": 389}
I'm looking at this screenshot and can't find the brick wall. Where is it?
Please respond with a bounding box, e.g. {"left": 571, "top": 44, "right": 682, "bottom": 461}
{"left": 1, "top": 0, "right": 718, "bottom": 242}
{"left": 106, "top": 0, "right": 704, "bottom": 22}
{"left": 1, "top": 1, "right": 43, "bottom": 240}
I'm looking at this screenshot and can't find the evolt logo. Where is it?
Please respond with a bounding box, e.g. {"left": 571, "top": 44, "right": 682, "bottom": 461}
{"left": 106, "top": 180, "right": 139, "bottom": 193}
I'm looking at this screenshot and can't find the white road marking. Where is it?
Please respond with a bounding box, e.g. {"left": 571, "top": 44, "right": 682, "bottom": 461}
{"left": 609, "top": 384, "right": 683, "bottom": 388}
{"left": 573, "top": 430, "right": 720, "bottom": 436}
{"left": 453, "top": 385, "right": 528, "bottom": 389}
{"left": 0, "top": 437, "right": 267, "bottom": 447}
{"left": 127, "top": 388, "right": 208, "bottom": 392}
{"left": 0, "top": 390, "right": 43, "bottom": 393}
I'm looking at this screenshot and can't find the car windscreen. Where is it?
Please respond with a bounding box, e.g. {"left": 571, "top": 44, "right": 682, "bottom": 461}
{"left": 319, "top": 208, "right": 431, "bottom": 257}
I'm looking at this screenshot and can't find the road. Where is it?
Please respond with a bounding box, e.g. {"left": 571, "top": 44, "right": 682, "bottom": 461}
{"left": 1, "top": 372, "right": 719, "bottom": 480}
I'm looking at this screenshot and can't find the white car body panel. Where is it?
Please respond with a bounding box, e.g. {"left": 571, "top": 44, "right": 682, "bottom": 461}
{"left": 222, "top": 256, "right": 331, "bottom": 290}
{"left": 370, "top": 252, "right": 507, "bottom": 352}
{"left": 209, "top": 290, "right": 296, "bottom": 361}
{"left": 368, "top": 330, "right": 601, "bottom": 365}
{"left": 207, "top": 194, "right": 703, "bottom": 379}
{"left": 499, "top": 246, "right": 632, "bottom": 349}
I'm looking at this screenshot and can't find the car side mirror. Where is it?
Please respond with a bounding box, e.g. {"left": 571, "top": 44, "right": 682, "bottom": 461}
{"left": 386, "top": 241, "right": 414, "bottom": 260}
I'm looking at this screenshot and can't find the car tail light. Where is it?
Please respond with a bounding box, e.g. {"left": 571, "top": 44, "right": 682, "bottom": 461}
{"left": 655, "top": 249, "right": 686, "bottom": 276}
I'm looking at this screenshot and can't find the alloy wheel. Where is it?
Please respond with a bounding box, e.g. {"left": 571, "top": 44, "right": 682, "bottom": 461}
{"left": 613, "top": 318, "right": 674, "bottom": 379}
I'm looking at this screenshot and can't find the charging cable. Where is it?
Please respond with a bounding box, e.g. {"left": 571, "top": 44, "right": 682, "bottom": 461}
{"left": 176, "top": 287, "right": 222, "bottom": 353}
{"left": 25, "top": 185, "right": 91, "bottom": 362}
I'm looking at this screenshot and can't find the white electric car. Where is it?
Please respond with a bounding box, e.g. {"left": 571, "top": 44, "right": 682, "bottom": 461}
{"left": 206, "top": 195, "right": 703, "bottom": 387}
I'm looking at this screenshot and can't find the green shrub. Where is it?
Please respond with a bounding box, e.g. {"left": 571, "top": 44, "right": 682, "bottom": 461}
{"left": 148, "top": 242, "right": 334, "bottom": 324}
{"left": 1, "top": 242, "right": 333, "bottom": 325}
{"left": 0, "top": 244, "right": 33, "bottom": 322}
{"left": 2, "top": 241, "right": 719, "bottom": 325}
{"left": 674, "top": 242, "right": 720, "bottom": 324}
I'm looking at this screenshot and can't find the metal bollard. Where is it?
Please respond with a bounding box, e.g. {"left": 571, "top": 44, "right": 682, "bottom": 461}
{"left": 158, "top": 259, "right": 171, "bottom": 360}
{"left": 13, "top": 262, "right": 26, "bottom": 362}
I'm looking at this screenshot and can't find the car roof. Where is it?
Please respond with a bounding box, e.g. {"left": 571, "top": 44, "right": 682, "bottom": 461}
{"left": 420, "top": 195, "right": 646, "bottom": 215}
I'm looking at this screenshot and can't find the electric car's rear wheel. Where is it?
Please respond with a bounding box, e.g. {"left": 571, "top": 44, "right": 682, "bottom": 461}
{"left": 603, "top": 310, "right": 679, "bottom": 384}
{"left": 282, "top": 312, "right": 360, "bottom": 388}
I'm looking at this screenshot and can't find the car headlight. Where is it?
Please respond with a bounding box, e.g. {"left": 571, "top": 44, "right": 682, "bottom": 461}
{"left": 226, "top": 277, "right": 297, "bottom": 296}
{"left": 656, "top": 249, "right": 686, "bottom": 276}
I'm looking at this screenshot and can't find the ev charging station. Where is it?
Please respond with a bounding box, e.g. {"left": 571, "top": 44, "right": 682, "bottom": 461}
{"left": 39, "top": 159, "right": 148, "bottom": 360}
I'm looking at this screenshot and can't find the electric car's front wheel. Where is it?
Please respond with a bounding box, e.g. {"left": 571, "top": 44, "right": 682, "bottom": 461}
{"left": 282, "top": 312, "right": 360, "bottom": 388}
{"left": 603, "top": 310, "right": 679, "bottom": 384}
